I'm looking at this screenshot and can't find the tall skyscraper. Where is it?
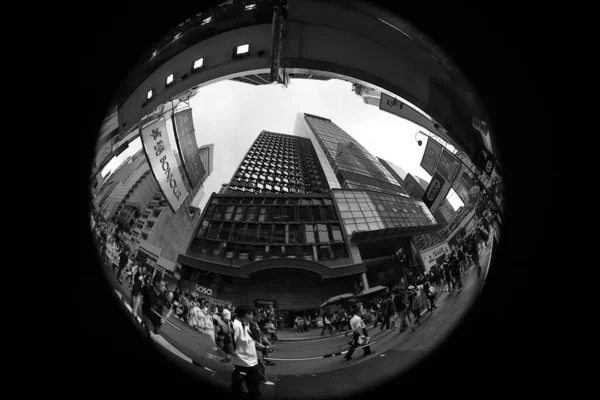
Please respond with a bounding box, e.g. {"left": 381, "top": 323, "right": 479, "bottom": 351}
{"left": 178, "top": 115, "right": 443, "bottom": 315}
{"left": 198, "top": 144, "right": 214, "bottom": 184}
{"left": 377, "top": 158, "right": 408, "bottom": 187}
{"left": 294, "top": 113, "right": 409, "bottom": 197}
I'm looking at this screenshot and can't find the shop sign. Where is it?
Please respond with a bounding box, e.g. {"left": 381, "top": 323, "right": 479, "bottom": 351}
{"left": 140, "top": 118, "right": 189, "bottom": 213}
{"left": 194, "top": 285, "right": 213, "bottom": 296}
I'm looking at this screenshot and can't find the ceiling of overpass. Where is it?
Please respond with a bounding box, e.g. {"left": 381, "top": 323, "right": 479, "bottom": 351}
{"left": 112, "top": 0, "right": 282, "bottom": 109}
{"left": 110, "top": 0, "right": 494, "bottom": 163}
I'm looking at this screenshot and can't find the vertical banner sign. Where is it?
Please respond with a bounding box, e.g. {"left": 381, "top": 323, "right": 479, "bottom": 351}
{"left": 420, "top": 138, "right": 443, "bottom": 176}
{"left": 430, "top": 178, "right": 452, "bottom": 212}
{"left": 173, "top": 109, "right": 205, "bottom": 189}
{"left": 473, "top": 146, "right": 496, "bottom": 177}
{"left": 422, "top": 171, "right": 446, "bottom": 209}
{"left": 436, "top": 149, "right": 461, "bottom": 183}
{"left": 141, "top": 118, "right": 189, "bottom": 213}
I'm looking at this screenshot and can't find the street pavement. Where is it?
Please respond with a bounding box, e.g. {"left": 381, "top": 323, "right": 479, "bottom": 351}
{"left": 101, "top": 231, "right": 494, "bottom": 400}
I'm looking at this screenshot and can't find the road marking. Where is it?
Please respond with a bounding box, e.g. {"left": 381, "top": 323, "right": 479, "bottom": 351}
{"left": 151, "top": 334, "right": 193, "bottom": 363}
{"left": 265, "top": 342, "right": 377, "bottom": 362}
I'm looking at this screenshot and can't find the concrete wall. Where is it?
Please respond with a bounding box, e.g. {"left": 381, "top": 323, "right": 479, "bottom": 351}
{"left": 127, "top": 175, "right": 159, "bottom": 211}
{"left": 118, "top": 24, "right": 273, "bottom": 137}
{"left": 113, "top": 0, "right": 485, "bottom": 163}
{"left": 147, "top": 203, "right": 197, "bottom": 263}
{"left": 286, "top": 22, "right": 430, "bottom": 107}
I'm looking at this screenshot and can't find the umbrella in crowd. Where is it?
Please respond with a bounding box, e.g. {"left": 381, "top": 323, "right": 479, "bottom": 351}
{"left": 320, "top": 293, "right": 354, "bottom": 308}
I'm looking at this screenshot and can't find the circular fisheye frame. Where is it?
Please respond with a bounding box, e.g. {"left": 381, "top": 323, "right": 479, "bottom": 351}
{"left": 88, "top": 0, "right": 504, "bottom": 399}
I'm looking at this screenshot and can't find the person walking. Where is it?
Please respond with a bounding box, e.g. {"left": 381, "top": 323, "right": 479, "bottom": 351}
{"left": 116, "top": 248, "right": 129, "bottom": 284}
{"left": 344, "top": 305, "right": 374, "bottom": 360}
{"left": 444, "top": 259, "right": 453, "bottom": 293}
{"left": 392, "top": 289, "right": 408, "bottom": 332}
{"left": 423, "top": 279, "right": 437, "bottom": 313}
{"left": 249, "top": 309, "right": 276, "bottom": 386}
{"left": 140, "top": 280, "right": 170, "bottom": 347}
{"left": 386, "top": 293, "right": 397, "bottom": 330}
{"left": 469, "top": 236, "right": 481, "bottom": 278}
{"left": 230, "top": 306, "right": 261, "bottom": 400}
{"left": 130, "top": 267, "right": 145, "bottom": 321}
{"left": 408, "top": 286, "right": 422, "bottom": 331}
{"left": 321, "top": 312, "right": 334, "bottom": 336}
{"left": 126, "top": 262, "right": 138, "bottom": 287}
{"left": 450, "top": 255, "right": 463, "bottom": 292}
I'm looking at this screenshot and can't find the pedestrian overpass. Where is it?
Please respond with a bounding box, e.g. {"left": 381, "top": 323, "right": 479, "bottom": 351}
{"left": 94, "top": 0, "right": 499, "bottom": 179}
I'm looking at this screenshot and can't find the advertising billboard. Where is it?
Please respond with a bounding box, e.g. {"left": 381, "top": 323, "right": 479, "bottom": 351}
{"left": 430, "top": 177, "right": 452, "bottom": 212}
{"left": 419, "top": 138, "right": 443, "bottom": 176}
{"left": 173, "top": 109, "right": 205, "bottom": 189}
{"left": 422, "top": 171, "right": 446, "bottom": 209}
{"left": 455, "top": 183, "right": 471, "bottom": 204}
{"left": 419, "top": 242, "right": 451, "bottom": 272}
{"left": 140, "top": 118, "right": 189, "bottom": 213}
{"left": 436, "top": 149, "right": 461, "bottom": 183}
{"left": 473, "top": 146, "right": 496, "bottom": 177}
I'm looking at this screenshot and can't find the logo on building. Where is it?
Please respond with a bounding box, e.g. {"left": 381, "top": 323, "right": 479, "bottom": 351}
{"left": 194, "top": 285, "right": 213, "bottom": 296}
{"left": 426, "top": 179, "right": 441, "bottom": 201}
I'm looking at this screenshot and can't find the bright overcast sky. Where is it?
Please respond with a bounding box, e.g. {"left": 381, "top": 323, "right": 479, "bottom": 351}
{"left": 101, "top": 78, "right": 464, "bottom": 212}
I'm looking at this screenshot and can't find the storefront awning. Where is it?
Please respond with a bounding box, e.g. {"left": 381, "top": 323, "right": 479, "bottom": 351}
{"left": 157, "top": 256, "right": 176, "bottom": 271}
{"left": 357, "top": 285, "right": 389, "bottom": 297}
{"left": 138, "top": 239, "right": 162, "bottom": 258}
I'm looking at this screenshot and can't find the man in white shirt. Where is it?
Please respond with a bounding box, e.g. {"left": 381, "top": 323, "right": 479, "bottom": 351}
{"left": 230, "top": 305, "right": 261, "bottom": 400}
{"left": 344, "top": 305, "right": 374, "bottom": 360}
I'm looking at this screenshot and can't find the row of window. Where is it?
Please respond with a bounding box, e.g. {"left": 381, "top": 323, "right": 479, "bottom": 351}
{"left": 197, "top": 221, "right": 345, "bottom": 245}
{"left": 228, "top": 181, "right": 327, "bottom": 195}
{"left": 191, "top": 238, "right": 349, "bottom": 262}
{"left": 204, "top": 204, "right": 339, "bottom": 223}
{"left": 211, "top": 197, "right": 334, "bottom": 206}
{"left": 144, "top": 42, "right": 252, "bottom": 102}
{"left": 225, "top": 186, "right": 328, "bottom": 195}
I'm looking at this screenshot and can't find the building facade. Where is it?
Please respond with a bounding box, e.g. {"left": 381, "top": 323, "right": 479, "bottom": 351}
{"left": 178, "top": 116, "right": 443, "bottom": 319}
{"left": 377, "top": 158, "right": 408, "bottom": 187}
{"left": 131, "top": 190, "right": 201, "bottom": 274}
{"left": 198, "top": 144, "right": 214, "bottom": 184}
{"left": 294, "top": 113, "right": 409, "bottom": 197}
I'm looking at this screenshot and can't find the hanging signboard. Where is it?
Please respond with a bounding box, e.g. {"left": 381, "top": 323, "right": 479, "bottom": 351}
{"left": 419, "top": 138, "right": 443, "bottom": 176}
{"left": 140, "top": 118, "right": 189, "bottom": 213}
{"left": 473, "top": 146, "right": 496, "bottom": 177}
{"left": 422, "top": 171, "right": 446, "bottom": 209}
{"left": 173, "top": 109, "right": 205, "bottom": 189}
{"left": 430, "top": 177, "right": 452, "bottom": 212}
{"left": 436, "top": 149, "right": 461, "bottom": 183}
